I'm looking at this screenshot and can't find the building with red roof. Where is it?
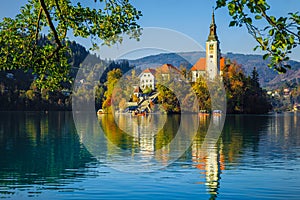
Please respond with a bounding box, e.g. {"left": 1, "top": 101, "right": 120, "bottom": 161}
{"left": 191, "top": 57, "right": 226, "bottom": 82}
{"left": 191, "top": 10, "right": 225, "bottom": 81}
{"left": 139, "top": 63, "right": 182, "bottom": 90}
{"left": 139, "top": 10, "right": 225, "bottom": 87}
{"left": 139, "top": 68, "right": 156, "bottom": 90}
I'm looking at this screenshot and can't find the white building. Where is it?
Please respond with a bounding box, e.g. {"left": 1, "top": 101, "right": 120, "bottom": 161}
{"left": 139, "top": 64, "right": 182, "bottom": 90}
{"left": 139, "top": 68, "right": 156, "bottom": 90}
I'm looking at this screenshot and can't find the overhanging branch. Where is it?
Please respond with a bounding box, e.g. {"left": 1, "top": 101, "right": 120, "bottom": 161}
{"left": 39, "top": 0, "right": 62, "bottom": 52}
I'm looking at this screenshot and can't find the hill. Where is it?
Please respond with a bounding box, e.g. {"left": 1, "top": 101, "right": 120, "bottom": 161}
{"left": 129, "top": 51, "right": 300, "bottom": 87}
{"left": 225, "top": 52, "right": 300, "bottom": 88}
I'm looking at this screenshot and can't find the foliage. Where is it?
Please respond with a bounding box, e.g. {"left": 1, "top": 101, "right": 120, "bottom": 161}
{"left": 0, "top": 42, "right": 133, "bottom": 111}
{"left": 155, "top": 71, "right": 191, "bottom": 114}
{"left": 191, "top": 76, "right": 211, "bottom": 111}
{"left": 216, "top": 0, "right": 300, "bottom": 73}
{"left": 143, "top": 86, "right": 152, "bottom": 94}
{"left": 187, "top": 61, "right": 271, "bottom": 114}
{"left": 102, "top": 68, "right": 123, "bottom": 112}
{"left": 0, "top": 0, "right": 141, "bottom": 89}
{"left": 222, "top": 61, "right": 271, "bottom": 114}
{"left": 157, "top": 83, "right": 181, "bottom": 114}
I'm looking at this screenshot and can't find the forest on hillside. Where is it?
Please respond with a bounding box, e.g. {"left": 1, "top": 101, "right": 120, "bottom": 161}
{"left": 1, "top": 40, "right": 298, "bottom": 113}
{"left": 0, "top": 39, "right": 133, "bottom": 111}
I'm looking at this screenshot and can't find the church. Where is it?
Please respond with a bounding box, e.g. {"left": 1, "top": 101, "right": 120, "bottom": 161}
{"left": 190, "top": 11, "right": 226, "bottom": 82}
{"left": 139, "top": 11, "right": 226, "bottom": 89}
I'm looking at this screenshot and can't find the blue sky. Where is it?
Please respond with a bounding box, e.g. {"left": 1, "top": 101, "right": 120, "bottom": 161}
{"left": 1, "top": 0, "right": 299, "bottom": 61}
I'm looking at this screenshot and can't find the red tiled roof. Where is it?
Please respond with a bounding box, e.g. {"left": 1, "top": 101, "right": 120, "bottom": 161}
{"left": 220, "top": 57, "right": 226, "bottom": 71}
{"left": 157, "top": 64, "right": 181, "bottom": 74}
{"left": 191, "top": 57, "right": 226, "bottom": 71}
{"left": 143, "top": 68, "right": 156, "bottom": 75}
{"left": 191, "top": 58, "right": 206, "bottom": 71}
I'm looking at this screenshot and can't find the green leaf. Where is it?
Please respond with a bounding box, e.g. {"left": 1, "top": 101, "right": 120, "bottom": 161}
{"left": 257, "top": 37, "right": 263, "bottom": 44}
{"left": 263, "top": 54, "right": 269, "bottom": 60}
{"left": 229, "top": 21, "right": 236, "bottom": 27}
{"left": 289, "top": 36, "right": 295, "bottom": 44}
{"left": 244, "top": 17, "right": 253, "bottom": 24}
{"left": 255, "top": 15, "right": 262, "bottom": 20}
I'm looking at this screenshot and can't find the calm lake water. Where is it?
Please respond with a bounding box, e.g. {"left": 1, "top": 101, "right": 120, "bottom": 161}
{"left": 0, "top": 111, "right": 300, "bottom": 199}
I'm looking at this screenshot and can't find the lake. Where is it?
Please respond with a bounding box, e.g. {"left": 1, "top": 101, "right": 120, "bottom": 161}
{"left": 0, "top": 111, "right": 299, "bottom": 199}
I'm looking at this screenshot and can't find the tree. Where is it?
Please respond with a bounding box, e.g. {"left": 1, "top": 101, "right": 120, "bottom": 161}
{"left": 222, "top": 61, "right": 246, "bottom": 113}
{"left": 250, "top": 67, "right": 260, "bottom": 90}
{"left": 102, "top": 68, "right": 122, "bottom": 112}
{"left": 157, "top": 83, "right": 180, "bottom": 114}
{"left": 216, "top": 0, "right": 300, "bottom": 73}
{"left": 0, "top": 0, "right": 142, "bottom": 90}
{"left": 221, "top": 60, "right": 271, "bottom": 114}
{"left": 191, "top": 76, "right": 211, "bottom": 112}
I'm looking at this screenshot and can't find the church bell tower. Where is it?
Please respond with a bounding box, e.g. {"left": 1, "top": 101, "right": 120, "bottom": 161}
{"left": 206, "top": 10, "right": 220, "bottom": 79}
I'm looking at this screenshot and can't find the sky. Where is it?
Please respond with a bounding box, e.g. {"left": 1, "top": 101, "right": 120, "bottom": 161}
{"left": 1, "top": 0, "right": 300, "bottom": 61}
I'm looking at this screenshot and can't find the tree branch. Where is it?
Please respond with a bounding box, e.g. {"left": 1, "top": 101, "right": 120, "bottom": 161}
{"left": 39, "top": 0, "right": 62, "bottom": 49}
{"left": 258, "top": 6, "right": 300, "bottom": 41}
{"left": 54, "top": 0, "right": 68, "bottom": 38}
{"left": 32, "top": 7, "right": 43, "bottom": 58}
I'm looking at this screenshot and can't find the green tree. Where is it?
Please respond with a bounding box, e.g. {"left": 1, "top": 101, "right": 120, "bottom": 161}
{"left": 250, "top": 67, "right": 260, "bottom": 90}
{"left": 102, "top": 68, "right": 122, "bottom": 112}
{"left": 157, "top": 83, "right": 181, "bottom": 114}
{"left": 216, "top": 0, "right": 300, "bottom": 73}
{"left": 0, "top": 0, "right": 141, "bottom": 89}
{"left": 95, "top": 84, "right": 105, "bottom": 110}
{"left": 192, "top": 76, "right": 211, "bottom": 112}
{"left": 222, "top": 61, "right": 271, "bottom": 114}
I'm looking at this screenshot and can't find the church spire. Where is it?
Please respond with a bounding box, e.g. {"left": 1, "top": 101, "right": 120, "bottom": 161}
{"left": 206, "top": 8, "right": 221, "bottom": 80}
{"left": 208, "top": 9, "right": 218, "bottom": 41}
{"left": 211, "top": 8, "right": 215, "bottom": 25}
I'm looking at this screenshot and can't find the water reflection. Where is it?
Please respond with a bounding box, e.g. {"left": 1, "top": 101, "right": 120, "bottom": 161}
{"left": 95, "top": 112, "right": 299, "bottom": 199}
{"left": 0, "top": 112, "right": 95, "bottom": 198}
{"left": 191, "top": 113, "right": 300, "bottom": 200}
{"left": 96, "top": 113, "right": 199, "bottom": 171}
{"left": 98, "top": 113, "right": 225, "bottom": 197}
{"left": 192, "top": 114, "right": 223, "bottom": 199}
{"left": 0, "top": 112, "right": 300, "bottom": 199}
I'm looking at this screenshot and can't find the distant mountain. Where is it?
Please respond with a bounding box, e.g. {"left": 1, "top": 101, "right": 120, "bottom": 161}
{"left": 128, "top": 51, "right": 206, "bottom": 70}
{"left": 267, "top": 69, "right": 300, "bottom": 88}
{"left": 129, "top": 51, "right": 300, "bottom": 88}
{"left": 225, "top": 52, "right": 300, "bottom": 88}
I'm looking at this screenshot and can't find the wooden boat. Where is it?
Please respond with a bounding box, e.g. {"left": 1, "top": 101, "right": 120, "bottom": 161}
{"left": 132, "top": 111, "right": 147, "bottom": 116}
{"left": 97, "top": 109, "right": 106, "bottom": 115}
{"left": 212, "top": 110, "right": 222, "bottom": 116}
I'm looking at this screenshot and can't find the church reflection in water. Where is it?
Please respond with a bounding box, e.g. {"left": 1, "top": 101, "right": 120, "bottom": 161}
{"left": 99, "top": 113, "right": 226, "bottom": 198}
{"left": 99, "top": 111, "right": 284, "bottom": 199}
{"left": 1, "top": 111, "right": 299, "bottom": 199}
{"left": 191, "top": 114, "right": 225, "bottom": 199}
